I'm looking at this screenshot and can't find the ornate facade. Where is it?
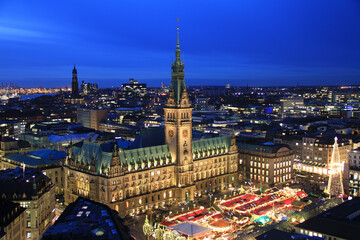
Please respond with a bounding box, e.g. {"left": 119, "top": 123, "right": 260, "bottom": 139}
{"left": 64, "top": 29, "right": 239, "bottom": 217}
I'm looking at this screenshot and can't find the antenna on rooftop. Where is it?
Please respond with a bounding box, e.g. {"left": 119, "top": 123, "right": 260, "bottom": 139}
{"left": 22, "top": 162, "right": 25, "bottom": 179}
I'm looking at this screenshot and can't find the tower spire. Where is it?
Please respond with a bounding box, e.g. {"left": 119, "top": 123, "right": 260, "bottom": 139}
{"left": 72, "top": 65, "right": 79, "bottom": 96}
{"left": 177, "top": 18, "right": 180, "bottom": 49}
{"left": 174, "top": 18, "right": 181, "bottom": 66}
{"left": 169, "top": 18, "right": 186, "bottom": 105}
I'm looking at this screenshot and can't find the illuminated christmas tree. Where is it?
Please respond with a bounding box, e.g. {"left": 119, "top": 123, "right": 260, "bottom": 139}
{"left": 327, "top": 137, "right": 344, "bottom": 196}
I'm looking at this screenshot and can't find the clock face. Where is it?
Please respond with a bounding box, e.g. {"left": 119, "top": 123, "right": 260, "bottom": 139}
{"left": 183, "top": 130, "right": 188, "bottom": 137}
{"left": 169, "top": 130, "right": 174, "bottom": 137}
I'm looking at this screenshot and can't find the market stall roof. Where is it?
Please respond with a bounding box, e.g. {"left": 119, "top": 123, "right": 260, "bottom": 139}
{"left": 169, "top": 222, "right": 212, "bottom": 238}
{"left": 208, "top": 219, "right": 231, "bottom": 229}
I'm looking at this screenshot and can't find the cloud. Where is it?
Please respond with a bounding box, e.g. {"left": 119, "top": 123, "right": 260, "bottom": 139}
{"left": 0, "top": 25, "right": 56, "bottom": 43}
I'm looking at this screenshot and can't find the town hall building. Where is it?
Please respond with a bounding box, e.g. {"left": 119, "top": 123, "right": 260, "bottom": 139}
{"left": 64, "top": 29, "right": 239, "bottom": 217}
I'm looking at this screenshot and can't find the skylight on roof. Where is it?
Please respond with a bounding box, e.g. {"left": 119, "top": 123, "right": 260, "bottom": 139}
{"left": 76, "top": 211, "right": 83, "bottom": 217}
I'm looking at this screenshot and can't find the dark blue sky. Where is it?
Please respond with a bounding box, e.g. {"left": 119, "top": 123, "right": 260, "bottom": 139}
{"left": 0, "top": 0, "right": 359, "bottom": 88}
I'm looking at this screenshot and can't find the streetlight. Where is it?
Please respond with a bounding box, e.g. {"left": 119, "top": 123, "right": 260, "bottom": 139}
{"left": 208, "top": 192, "right": 214, "bottom": 207}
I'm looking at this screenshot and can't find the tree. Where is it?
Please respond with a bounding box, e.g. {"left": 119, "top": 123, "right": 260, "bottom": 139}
{"left": 162, "top": 230, "right": 174, "bottom": 240}
{"left": 143, "top": 215, "right": 153, "bottom": 240}
{"left": 154, "top": 225, "right": 164, "bottom": 240}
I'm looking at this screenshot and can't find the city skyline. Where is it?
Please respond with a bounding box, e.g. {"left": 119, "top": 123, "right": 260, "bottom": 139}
{"left": 0, "top": 0, "right": 359, "bottom": 88}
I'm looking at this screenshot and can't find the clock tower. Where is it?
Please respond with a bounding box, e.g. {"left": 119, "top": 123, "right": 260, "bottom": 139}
{"left": 164, "top": 25, "right": 195, "bottom": 202}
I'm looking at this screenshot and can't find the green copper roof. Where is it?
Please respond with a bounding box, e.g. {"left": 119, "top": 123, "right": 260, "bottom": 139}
{"left": 170, "top": 78, "right": 186, "bottom": 105}
{"left": 119, "top": 144, "right": 172, "bottom": 170}
{"left": 70, "top": 141, "right": 173, "bottom": 174}
{"left": 192, "top": 136, "right": 231, "bottom": 159}
{"left": 71, "top": 141, "right": 113, "bottom": 175}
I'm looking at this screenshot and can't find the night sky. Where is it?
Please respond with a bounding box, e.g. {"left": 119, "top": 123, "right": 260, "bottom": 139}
{"left": 0, "top": 0, "right": 359, "bottom": 88}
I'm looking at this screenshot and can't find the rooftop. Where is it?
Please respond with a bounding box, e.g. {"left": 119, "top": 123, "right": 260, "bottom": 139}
{"left": 295, "top": 198, "right": 360, "bottom": 240}
{"left": 0, "top": 198, "right": 25, "bottom": 228}
{"left": 169, "top": 222, "right": 212, "bottom": 237}
{"left": 0, "top": 167, "right": 53, "bottom": 200}
{"left": 43, "top": 197, "right": 133, "bottom": 240}
{"left": 4, "top": 153, "right": 57, "bottom": 167}
{"left": 255, "top": 229, "right": 295, "bottom": 240}
{"left": 237, "top": 141, "right": 291, "bottom": 154}
{"left": 28, "top": 148, "right": 66, "bottom": 160}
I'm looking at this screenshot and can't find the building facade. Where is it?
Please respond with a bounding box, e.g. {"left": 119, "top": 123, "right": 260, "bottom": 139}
{"left": 64, "top": 29, "right": 239, "bottom": 217}
{"left": 238, "top": 142, "right": 294, "bottom": 187}
{"left": 77, "top": 108, "right": 108, "bottom": 131}
{"left": 0, "top": 199, "right": 26, "bottom": 240}
{"left": 0, "top": 151, "right": 64, "bottom": 195}
{"left": 348, "top": 148, "right": 360, "bottom": 196}
{"left": 0, "top": 168, "right": 55, "bottom": 240}
{"left": 295, "top": 136, "right": 352, "bottom": 177}
{"left": 301, "top": 136, "right": 351, "bottom": 168}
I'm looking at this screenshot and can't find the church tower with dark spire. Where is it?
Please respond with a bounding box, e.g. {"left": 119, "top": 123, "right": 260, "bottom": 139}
{"left": 164, "top": 23, "right": 195, "bottom": 202}
{"left": 72, "top": 65, "right": 79, "bottom": 96}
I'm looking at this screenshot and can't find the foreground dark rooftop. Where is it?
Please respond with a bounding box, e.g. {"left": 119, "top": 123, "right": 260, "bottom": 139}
{"left": 43, "top": 197, "right": 133, "bottom": 240}
{"left": 295, "top": 197, "right": 360, "bottom": 240}
{"left": 0, "top": 167, "right": 52, "bottom": 200}
{"left": 0, "top": 198, "right": 25, "bottom": 229}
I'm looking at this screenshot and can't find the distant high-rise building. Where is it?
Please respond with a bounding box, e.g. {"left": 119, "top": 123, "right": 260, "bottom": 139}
{"left": 81, "top": 81, "right": 98, "bottom": 95}
{"left": 280, "top": 96, "right": 304, "bottom": 113}
{"left": 121, "top": 78, "right": 147, "bottom": 98}
{"left": 77, "top": 108, "right": 108, "bottom": 131}
{"left": 71, "top": 65, "right": 79, "bottom": 96}
{"left": 194, "top": 97, "right": 209, "bottom": 110}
